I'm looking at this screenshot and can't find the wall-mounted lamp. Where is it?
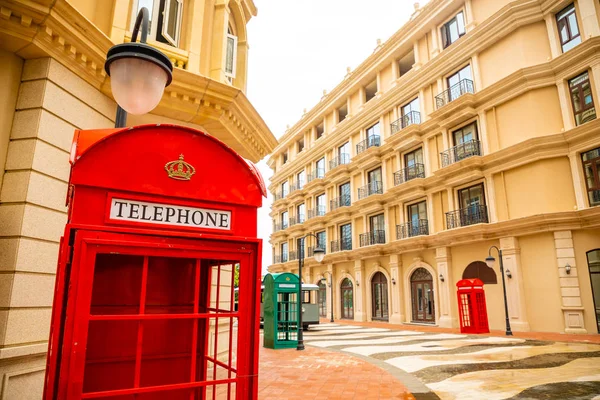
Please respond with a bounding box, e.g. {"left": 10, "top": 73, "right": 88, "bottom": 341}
{"left": 439, "top": 274, "right": 444, "bottom": 282}
{"left": 391, "top": 277, "right": 396, "bottom": 285}
{"left": 356, "top": 278, "right": 360, "bottom": 287}
{"left": 565, "top": 263, "right": 571, "bottom": 274}
{"left": 505, "top": 269, "right": 512, "bottom": 279}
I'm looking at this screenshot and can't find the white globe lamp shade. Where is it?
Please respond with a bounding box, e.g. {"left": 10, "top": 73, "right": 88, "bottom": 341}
{"left": 313, "top": 247, "right": 325, "bottom": 263}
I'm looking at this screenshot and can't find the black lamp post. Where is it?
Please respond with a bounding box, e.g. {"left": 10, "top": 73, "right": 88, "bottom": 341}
{"left": 486, "top": 246, "right": 513, "bottom": 336}
{"left": 297, "top": 233, "right": 325, "bottom": 351}
{"left": 322, "top": 271, "right": 334, "bottom": 323}
{"left": 104, "top": 7, "right": 173, "bottom": 128}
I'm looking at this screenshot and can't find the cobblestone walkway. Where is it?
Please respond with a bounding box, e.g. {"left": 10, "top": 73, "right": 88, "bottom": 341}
{"left": 301, "top": 323, "right": 600, "bottom": 400}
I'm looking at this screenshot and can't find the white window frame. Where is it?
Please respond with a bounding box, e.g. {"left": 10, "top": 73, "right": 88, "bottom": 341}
{"left": 162, "top": 0, "right": 184, "bottom": 47}
{"left": 225, "top": 33, "right": 238, "bottom": 79}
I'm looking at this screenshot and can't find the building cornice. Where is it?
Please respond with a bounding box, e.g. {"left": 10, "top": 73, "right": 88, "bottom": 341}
{"left": 0, "top": 0, "right": 277, "bottom": 162}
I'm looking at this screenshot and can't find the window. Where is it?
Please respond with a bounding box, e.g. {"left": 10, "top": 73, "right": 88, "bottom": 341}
{"left": 296, "top": 171, "right": 306, "bottom": 190}
{"left": 366, "top": 123, "right": 380, "bottom": 139}
{"left": 281, "top": 211, "right": 289, "bottom": 229}
{"left": 448, "top": 64, "right": 473, "bottom": 91}
{"left": 582, "top": 147, "right": 600, "bottom": 207}
{"left": 297, "top": 203, "right": 306, "bottom": 223}
{"left": 316, "top": 158, "right": 325, "bottom": 178}
{"left": 316, "top": 122, "right": 325, "bottom": 139}
{"left": 398, "top": 50, "right": 415, "bottom": 77}
{"left": 459, "top": 184, "right": 486, "bottom": 210}
{"left": 405, "top": 148, "right": 424, "bottom": 168}
{"left": 452, "top": 121, "right": 478, "bottom": 146}
{"left": 132, "top": 0, "right": 183, "bottom": 46}
{"left": 340, "top": 223, "right": 352, "bottom": 250}
{"left": 297, "top": 237, "right": 305, "bottom": 258}
{"left": 316, "top": 231, "right": 326, "bottom": 248}
{"left": 369, "top": 214, "right": 385, "bottom": 233}
{"left": 297, "top": 137, "right": 305, "bottom": 153}
{"left": 225, "top": 26, "right": 238, "bottom": 79}
{"left": 368, "top": 167, "right": 382, "bottom": 185}
{"left": 407, "top": 201, "right": 427, "bottom": 226}
{"left": 338, "top": 104, "right": 348, "bottom": 123}
{"left": 316, "top": 193, "right": 326, "bottom": 216}
{"left": 365, "top": 79, "right": 378, "bottom": 102}
{"left": 339, "top": 182, "right": 351, "bottom": 206}
{"left": 441, "top": 11, "right": 466, "bottom": 48}
{"left": 401, "top": 97, "right": 420, "bottom": 125}
{"left": 282, "top": 152, "right": 288, "bottom": 165}
{"left": 280, "top": 242, "right": 288, "bottom": 262}
{"left": 281, "top": 181, "right": 289, "bottom": 197}
{"left": 556, "top": 4, "right": 581, "bottom": 52}
{"left": 338, "top": 142, "right": 350, "bottom": 164}
{"left": 569, "top": 72, "right": 596, "bottom": 126}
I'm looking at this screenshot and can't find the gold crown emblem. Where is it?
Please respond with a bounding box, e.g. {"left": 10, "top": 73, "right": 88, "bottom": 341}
{"left": 165, "top": 154, "right": 196, "bottom": 181}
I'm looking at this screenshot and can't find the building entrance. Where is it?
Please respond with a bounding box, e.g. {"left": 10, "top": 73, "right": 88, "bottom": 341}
{"left": 411, "top": 268, "right": 435, "bottom": 323}
{"left": 340, "top": 278, "right": 354, "bottom": 319}
{"left": 587, "top": 249, "right": 600, "bottom": 333}
{"left": 371, "top": 272, "right": 389, "bottom": 321}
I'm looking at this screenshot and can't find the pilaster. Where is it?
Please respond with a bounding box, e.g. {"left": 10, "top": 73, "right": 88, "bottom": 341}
{"left": 553, "top": 231, "right": 587, "bottom": 334}
{"left": 471, "top": 53, "right": 483, "bottom": 90}
{"left": 391, "top": 59, "right": 399, "bottom": 87}
{"left": 413, "top": 42, "right": 422, "bottom": 70}
{"left": 578, "top": 0, "right": 600, "bottom": 38}
{"left": 436, "top": 247, "right": 455, "bottom": 327}
{"left": 389, "top": 255, "right": 404, "bottom": 324}
{"left": 499, "top": 237, "right": 530, "bottom": 331}
{"left": 568, "top": 153, "right": 587, "bottom": 210}
{"left": 430, "top": 27, "right": 440, "bottom": 58}
{"left": 545, "top": 14, "right": 562, "bottom": 58}
{"left": 478, "top": 110, "right": 490, "bottom": 155}
{"left": 557, "top": 80, "right": 574, "bottom": 131}
{"left": 485, "top": 174, "right": 498, "bottom": 223}
{"left": 465, "top": 0, "right": 477, "bottom": 30}
{"left": 591, "top": 63, "right": 600, "bottom": 107}
{"left": 354, "top": 259, "right": 366, "bottom": 321}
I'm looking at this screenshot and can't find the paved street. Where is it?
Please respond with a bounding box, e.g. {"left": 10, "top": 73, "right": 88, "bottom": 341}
{"left": 260, "top": 322, "right": 600, "bottom": 400}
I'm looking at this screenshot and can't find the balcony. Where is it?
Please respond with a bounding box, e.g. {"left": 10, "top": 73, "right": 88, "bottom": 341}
{"left": 358, "top": 181, "right": 383, "bottom": 200}
{"left": 446, "top": 205, "right": 489, "bottom": 229}
{"left": 274, "top": 253, "right": 288, "bottom": 263}
{"left": 435, "top": 79, "right": 474, "bottom": 109}
{"left": 359, "top": 230, "right": 386, "bottom": 247}
{"left": 391, "top": 111, "right": 421, "bottom": 134}
{"left": 329, "top": 154, "right": 350, "bottom": 170}
{"left": 289, "top": 215, "right": 305, "bottom": 226}
{"left": 290, "top": 182, "right": 304, "bottom": 192}
{"left": 330, "top": 239, "right": 352, "bottom": 253}
{"left": 440, "top": 140, "right": 482, "bottom": 167}
{"left": 308, "top": 205, "right": 326, "bottom": 219}
{"left": 591, "top": 189, "right": 600, "bottom": 206}
{"left": 307, "top": 246, "right": 327, "bottom": 257}
{"left": 289, "top": 251, "right": 298, "bottom": 261}
{"left": 356, "top": 136, "right": 381, "bottom": 155}
{"left": 396, "top": 219, "right": 429, "bottom": 239}
{"left": 330, "top": 195, "right": 351, "bottom": 211}
{"left": 393, "top": 164, "right": 425, "bottom": 186}
{"left": 274, "top": 191, "right": 286, "bottom": 201}
{"left": 273, "top": 223, "right": 285, "bottom": 232}
{"left": 307, "top": 169, "right": 325, "bottom": 183}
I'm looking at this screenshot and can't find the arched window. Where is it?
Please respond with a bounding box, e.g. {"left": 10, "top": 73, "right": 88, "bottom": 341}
{"left": 462, "top": 261, "right": 497, "bottom": 284}
{"left": 410, "top": 268, "right": 434, "bottom": 323}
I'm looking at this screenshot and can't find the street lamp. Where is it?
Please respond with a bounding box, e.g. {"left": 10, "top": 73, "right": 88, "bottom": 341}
{"left": 104, "top": 7, "right": 173, "bottom": 128}
{"left": 485, "top": 246, "right": 513, "bottom": 336}
{"left": 321, "top": 271, "right": 334, "bottom": 323}
{"left": 297, "top": 233, "right": 325, "bottom": 351}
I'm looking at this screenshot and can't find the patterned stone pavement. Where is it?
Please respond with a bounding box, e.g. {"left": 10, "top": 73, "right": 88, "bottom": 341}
{"left": 302, "top": 323, "right": 600, "bottom": 400}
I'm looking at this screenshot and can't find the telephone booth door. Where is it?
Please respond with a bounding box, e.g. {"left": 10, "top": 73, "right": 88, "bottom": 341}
{"left": 54, "top": 231, "right": 257, "bottom": 399}
{"left": 456, "top": 278, "right": 489, "bottom": 334}
{"left": 262, "top": 273, "right": 299, "bottom": 349}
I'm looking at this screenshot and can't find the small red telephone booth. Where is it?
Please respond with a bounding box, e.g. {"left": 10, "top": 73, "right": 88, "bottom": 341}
{"left": 456, "top": 278, "right": 489, "bottom": 334}
{"left": 43, "top": 124, "right": 264, "bottom": 399}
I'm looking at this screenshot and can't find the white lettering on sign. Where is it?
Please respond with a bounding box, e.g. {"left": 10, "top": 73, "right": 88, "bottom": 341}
{"left": 109, "top": 198, "right": 231, "bottom": 230}
{"left": 278, "top": 284, "right": 296, "bottom": 288}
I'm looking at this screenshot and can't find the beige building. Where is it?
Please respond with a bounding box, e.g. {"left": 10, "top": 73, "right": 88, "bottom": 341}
{"left": 268, "top": 0, "right": 600, "bottom": 337}
{"left": 0, "top": 0, "right": 276, "bottom": 398}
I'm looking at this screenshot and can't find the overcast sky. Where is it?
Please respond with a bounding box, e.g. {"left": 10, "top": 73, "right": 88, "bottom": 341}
{"left": 245, "top": 0, "right": 428, "bottom": 274}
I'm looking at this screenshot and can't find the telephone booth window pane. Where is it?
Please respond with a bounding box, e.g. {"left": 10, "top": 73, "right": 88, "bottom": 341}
{"left": 140, "top": 319, "right": 194, "bottom": 387}
{"left": 90, "top": 254, "right": 144, "bottom": 315}
{"left": 83, "top": 320, "right": 138, "bottom": 393}
{"left": 145, "top": 256, "right": 195, "bottom": 314}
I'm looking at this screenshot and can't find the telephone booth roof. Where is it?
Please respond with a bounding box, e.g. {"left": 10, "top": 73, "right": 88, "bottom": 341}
{"left": 265, "top": 272, "right": 299, "bottom": 284}
{"left": 456, "top": 278, "right": 485, "bottom": 288}
{"left": 68, "top": 124, "right": 266, "bottom": 208}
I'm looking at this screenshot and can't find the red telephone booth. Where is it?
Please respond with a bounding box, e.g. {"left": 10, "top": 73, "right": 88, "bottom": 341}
{"left": 456, "top": 278, "right": 489, "bottom": 334}
{"left": 43, "top": 124, "right": 264, "bottom": 399}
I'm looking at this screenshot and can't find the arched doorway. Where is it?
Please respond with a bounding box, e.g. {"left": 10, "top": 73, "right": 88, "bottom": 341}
{"left": 587, "top": 249, "right": 600, "bottom": 333}
{"left": 410, "top": 267, "right": 435, "bottom": 323}
{"left": 340, "top": 278, "right": 354, "bottom": 319}
{"left": 318, "top": 280, "right": 327, "bottom": 317}
{"left": 371, "top": 272, "right": 389, "bottom": 321}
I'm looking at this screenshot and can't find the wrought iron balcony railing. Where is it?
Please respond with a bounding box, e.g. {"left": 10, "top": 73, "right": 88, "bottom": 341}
{"left": 393, "top": 164, "right": 425, "bottom": 186}
{"left": 591, "top": 189, "right": 600, "bottom": 206}
{"left": 308, "top": 205, "right": 327, "bottom": 219}
{"left": 289, "top": 251, "right": 298, "bottom": 261}
{"left": 273, "top": 223, "right": 283, "bottom": 232}
{"left": 330, "top": 239, "right": 352, "bottom": 253}
{"left": 274, "top": 191, "right": 286, "bottom": 201}
{"left": 396, "top": 219, "right": 429, "bottom": 239}
{"left": 359, "top": 230, "right": 386, "bottom": 247}
{"left": 290, "top": 181, "right": 304, "bottom": 192}
{"left": 329, "top": 154, "right": 350, "bottom": 170}
{"left": 307, "top": 168, "right": 326, "bottom": 183}
{"left": 391, "top": 111, "right": 421, "bottom": 134}
{"left": 445, "top": 205, "right": 489, "bottom": 229}
{"left": 275, "top": 253, "right": 288, "bottom": 263}
{"left": 307, "top": 246, "right": 327, "bottom": 257}
{"left": 435, "top": 78, "right": 475, "bottom": 109}
{"left": 330, "top": 195, "right": 351, "bottom": 211}
{"left": 356, "top": 135, "right": 381, "bottom": 154}
{"left": 440, "top": 140, "right": 482, "bottom": 167}
{"left": 358, "top": 181, "right": 383, "bottom": 200}
{"left": 289, "top": 215, "right": 305, "bottom": 226}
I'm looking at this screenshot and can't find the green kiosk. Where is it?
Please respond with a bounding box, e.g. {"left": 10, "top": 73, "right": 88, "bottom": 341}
{"left": 263, "top": 273, "right": 299, "bottom": 349}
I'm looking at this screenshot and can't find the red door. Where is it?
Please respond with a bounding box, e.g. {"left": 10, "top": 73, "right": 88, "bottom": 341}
{"left": 56, "top": 230, "right": 258, "bottom": 399}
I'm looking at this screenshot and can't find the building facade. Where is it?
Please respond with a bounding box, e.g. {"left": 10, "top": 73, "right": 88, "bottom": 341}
{"left": 0, "top": 0, "right": 276, "bottom": 398}
{"left": 268, "top": 0, "right": 600, "bottom": 336}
